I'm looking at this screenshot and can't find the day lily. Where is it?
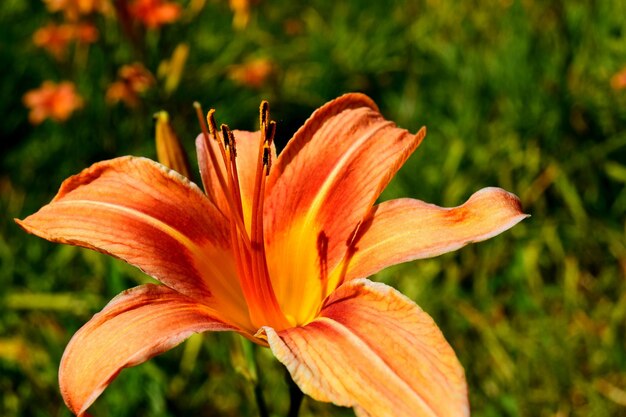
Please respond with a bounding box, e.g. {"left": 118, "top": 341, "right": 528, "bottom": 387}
{"left": 17, "top": 93, "right": 527, "bottom": 416}
{"left": 611, "top": 65, "right": 626, "bottom": 90}
{"left": 228, "top": 57, "right": 274, "bottom": 89}
{"left": 22, "top": 81, "right": 83, "bottom": 125}
{"left": 43, "top": 0, "right": 112, "bottom": 20}
{"left": 33, "top": 22, "right": 98, "bottom": 59}
{"left": 128, "top": 0, "right": 181, "bottom": 29}
{"left": 105, "top": 63, "right": 155, "bottom": 107}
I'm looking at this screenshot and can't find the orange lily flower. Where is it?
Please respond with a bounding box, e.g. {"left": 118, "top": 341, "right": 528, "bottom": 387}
{"left": 611, "top": 66, "right": 626, "bottom": 90}
{"left": 17, "top": 94, "right": 528, "bottom": 416}
{"left": 228, "top": 57, "right": 274, "bottom": 89}
{"left": 33, "top": 22, "right": 98, "bottom": 59}
{"left": 32, "top": 23, "right": 73, "bottom": 59}
{"left": 128, "top": 0, "right": 181, "bottom": 29}
{"left": 105, "top": 63, "right": 155, "bottom": 107}
{"left": 43, "top": 0, "right": 112, "bottom": 20}
{"left": 22, "top": 81, "right": 83, "bottom": 125}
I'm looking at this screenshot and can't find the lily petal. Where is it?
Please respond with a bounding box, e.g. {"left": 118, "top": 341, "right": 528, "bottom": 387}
{"left": 16, "top": 157, "right": 249, "bottom": 327}
{"left": 60, "top": 284, "right": 234, "bottom": 417}
{"left": 344, "top": 187, "right": 529, "bottom": 280}
{"left": 263, "top": 279, "right": 468, "bottom": 417}
{"left": 264, "top": 93, "right": 425, "bottom": 323}
{"left": 196, "top": 130, "right": 276, "bottom": 231}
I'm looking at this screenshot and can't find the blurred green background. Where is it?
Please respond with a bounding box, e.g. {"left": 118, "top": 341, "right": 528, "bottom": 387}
{"left": 2, "top": 0, "right": 626, "bottom": 416}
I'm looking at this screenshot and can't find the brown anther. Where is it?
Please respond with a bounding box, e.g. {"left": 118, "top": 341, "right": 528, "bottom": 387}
{"left": 221, "top": 124, "right": 236, "bottom": 158}
{"left": 265, "top": 120, "right": 276, "bottom": 146}
{"left": 220, "top": 124, "right": 231, "bottom": 149}
{"left": 262, "top": 146, "right": 271, "bottom": 175}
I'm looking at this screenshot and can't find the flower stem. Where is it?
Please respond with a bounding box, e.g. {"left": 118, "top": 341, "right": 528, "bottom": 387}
{"left": 240, "top": 339, "right": 269, "bottom": 417}
{"left": 254, "top": 382, "right": 269, "bottom": 417}
{"left": 286, "top": 370, "right": 304, "bottom": 417}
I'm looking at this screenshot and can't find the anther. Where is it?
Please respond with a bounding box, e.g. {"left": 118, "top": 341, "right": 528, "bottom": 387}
{"left": 206, "top": 109, "right": 220, "bottom": 143}
{"left": 220, "top": 124, "right": 236, "bottom": 158}
{"left": 263, "top": 146, "right": 271, "bottom": 175}
{"left": 228, "top": 129, "right": 236, "bottom": 158}
{"left": 220, "top": 124, "right": 231, "bottom": 149}
{"left": 265, "top": 120, "right": 276, "bottom": 146}
{"left": 260, "top": 101, "right": 269, "bottom": 130}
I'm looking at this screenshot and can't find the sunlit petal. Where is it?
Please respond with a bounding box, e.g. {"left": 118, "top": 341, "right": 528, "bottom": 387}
{"left": 344, "top": 187, "right": 529, "bottom": 280}
{"left": 16, "top": 157, "right": 249, "bottom": 326}
{"left": 60, "top": 284, "right": 234, "bottom": 417}
{"left": 264, "top": 93, "right": 425, "bottom": 324}
{"left": 263, "top": 279, "right": 468, "bottom": 417}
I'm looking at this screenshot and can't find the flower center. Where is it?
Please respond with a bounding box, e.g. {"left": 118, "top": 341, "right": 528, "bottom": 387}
{"left": 195, "top": 102, "right": 291, "bottom": 331}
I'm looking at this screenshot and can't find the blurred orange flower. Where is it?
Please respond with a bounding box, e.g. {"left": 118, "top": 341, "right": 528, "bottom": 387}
{"left": 611, "top": 66, "right": 626, "bottom": 90}
{"left": 33, "top": 23, "right": 98, "bottom": 59}
{"left": 129, "top": 0, "right": 181, "bottom": 28}
{"left": 73, "top": 22, "right": 99, "bottom": 42}
{"left": 228, "top": 58, "right": 274, "bottom": 88}
{"left": 23, "top": 81, "right": 84, "bottom": 124}
{"left": 44, "top": 0, "right": 112, "bottom": 20}
{"left": 106, "top": 63, "right": 155, "bottom": 107}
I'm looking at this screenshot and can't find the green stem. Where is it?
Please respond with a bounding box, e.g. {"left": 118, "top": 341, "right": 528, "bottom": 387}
{"left": 254, "top": 381, "right": 269, "bottom": 417}
{"left": 240, "top": 339, "right": 268, "bottom": 417}
{"left": 286, "top": 370, "right": 304, "bottom": 417}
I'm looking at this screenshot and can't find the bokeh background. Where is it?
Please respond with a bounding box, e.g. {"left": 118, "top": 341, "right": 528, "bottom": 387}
{"left": 2, "top": 0, "right": 626, "bottom": 416}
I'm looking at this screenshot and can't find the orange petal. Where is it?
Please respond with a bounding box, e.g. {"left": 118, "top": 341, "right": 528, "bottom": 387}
{"left": 345, "top": 187, "right": 529, "bottom": 280}
{"left": 195, "top": 130, "right": 276, "bottom": 232}
{"left": 60, "top": 284, "right": 234, "bottom": 417}
{"left": 262, "top": 279, "right": 468, "bottom": 417}
{"left": 16, "top": 157, "right": 250, "bottom": 328}
{"left": 264, "top": 93, "right": 425, "bottom": 324}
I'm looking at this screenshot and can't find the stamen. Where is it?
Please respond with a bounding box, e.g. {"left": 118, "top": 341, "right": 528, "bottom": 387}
{"left": 220, "top": 124, "right": 231, "bottom": 151}
{"left": 226, "top": 126, "right": 237, "bottom": 158}
{"left": 265, "top": 120, "right": 276, "bottom": 146}
{"left": 246, "top": 101, "right": 290, "bottom": 328}
{"left": 194, "top": 102, "right": 251, "bottom": 250}
{"left": 206, "top": 109, "right": 221, "bottom": 143}
{"left": 194, "top": 103, "right": 228, "bottom": 193}
{"left": 197, "top": 100, "right": 289, "bottom": 329}
{"left": 260, "top": 100, "right": 269, "bottom": 130}
{"left": 220, "top": 124, "right": 245, "bottom": 222}
{"left": 263, "top": 146, "right": 271, "bottom": 175}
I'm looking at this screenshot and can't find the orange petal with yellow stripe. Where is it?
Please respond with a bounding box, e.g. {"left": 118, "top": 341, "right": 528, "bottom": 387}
{"left": 60, "top": 284, "right": 233, "bottom": 417}
{"left": 16, "top": 157, "right": 250, "bottom": 328}
{"left": 263, "top": 279, "right": 468, "bottom": 417}
{"left": 345, "top": 187, "right": 529, "bottom": 280}
{"left": 263, "top": 93, "right": 425, "bottom": 324}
